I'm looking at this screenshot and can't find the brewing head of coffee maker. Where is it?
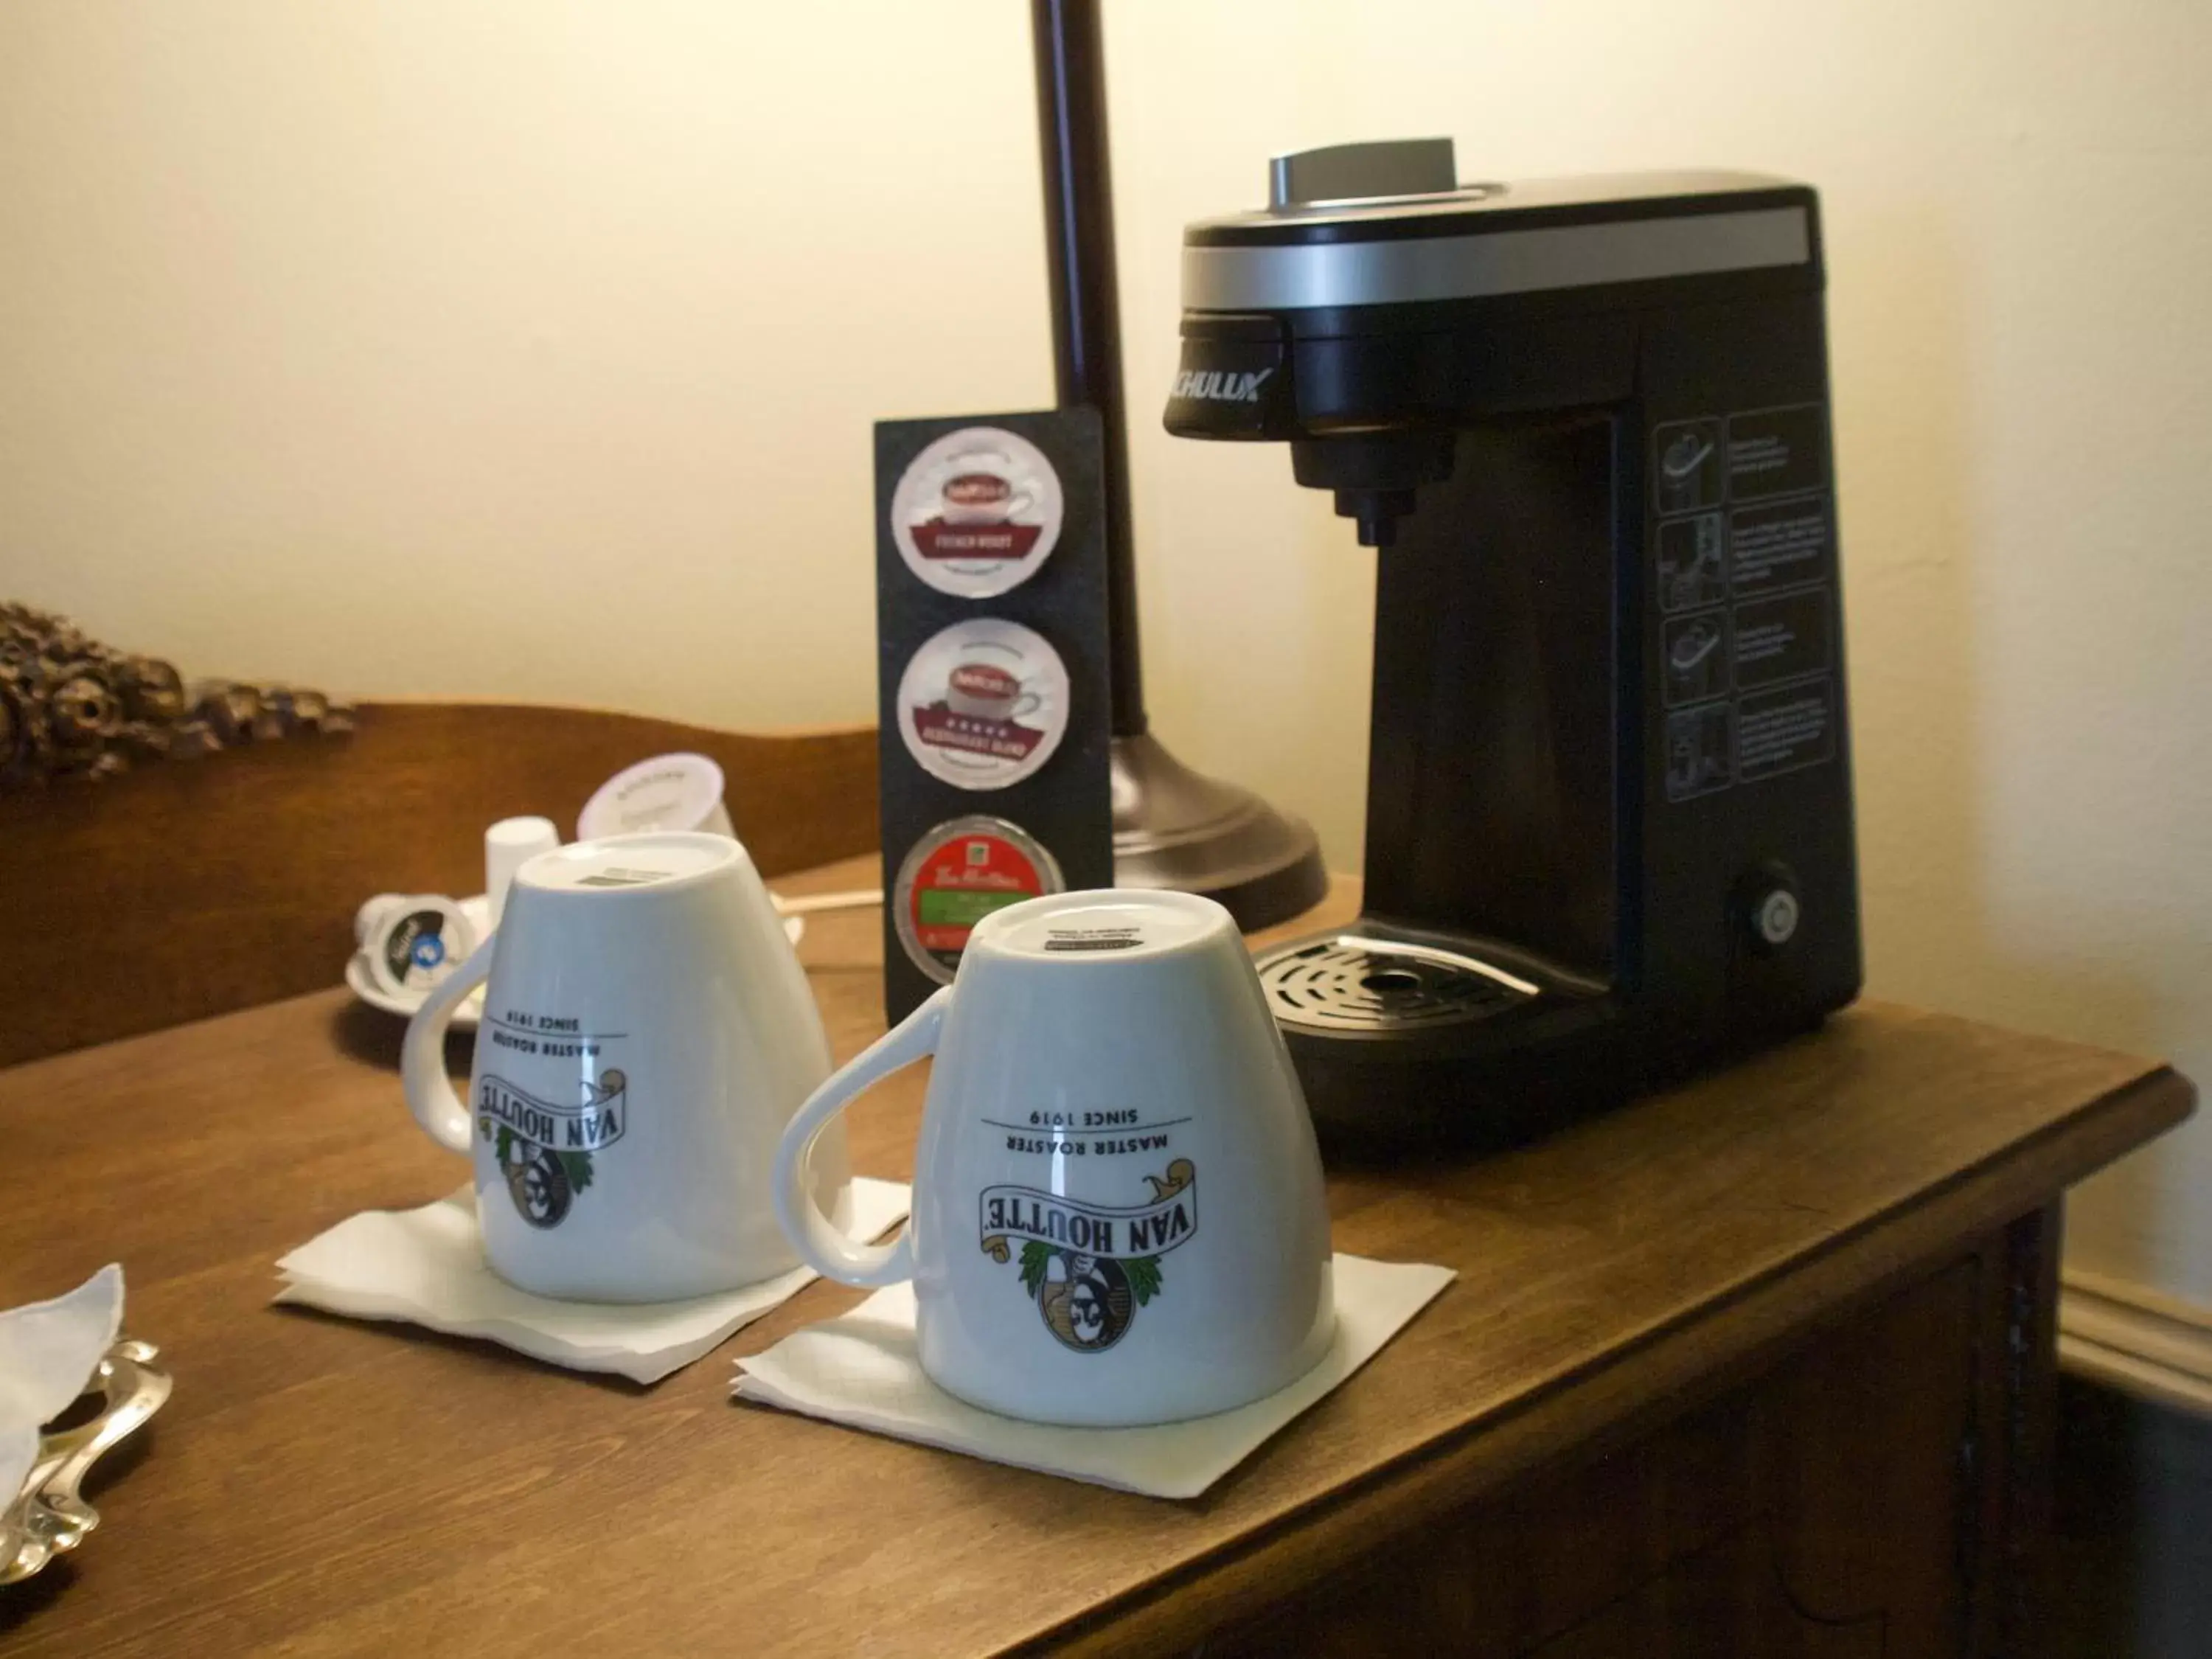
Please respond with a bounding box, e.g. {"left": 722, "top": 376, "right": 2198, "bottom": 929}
{"left": 1162, "top": 138, "right": 1484, "bottom": 548}
{"left": 1287, "top": 432, "right": 1455, "bottom": 549}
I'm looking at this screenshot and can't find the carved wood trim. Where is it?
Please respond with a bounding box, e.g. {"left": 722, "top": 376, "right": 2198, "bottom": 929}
{"left": 0, "top": 601, "right": 352, "bottom": 789}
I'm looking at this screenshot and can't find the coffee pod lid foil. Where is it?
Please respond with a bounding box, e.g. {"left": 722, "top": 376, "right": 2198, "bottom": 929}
{"left": 893, "top": 817, "right": 1065, "bottom": 985}
{"left": 364, "top": 895, "right": 476, "bottom": 999}
{"left": 577, "top": 754, "right": 735, "bottom": 841}
{"left": 888, "top": 425, "right": 1065, "bottom": 599}
{"left": 895, "top": 618, "right": 1071, "bottom": 791}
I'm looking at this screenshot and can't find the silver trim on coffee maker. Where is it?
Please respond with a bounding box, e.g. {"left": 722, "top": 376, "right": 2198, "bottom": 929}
{"left": 1182, "top": 205, "right": 1810, "bottom": 313}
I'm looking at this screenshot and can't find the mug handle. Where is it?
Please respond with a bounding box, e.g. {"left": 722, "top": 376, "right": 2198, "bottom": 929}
{"left": 399, "top": 936, "right": 496, "bottom": 1155}
{"left": 773, "top": 987, "right": 949, "bottom": 1287}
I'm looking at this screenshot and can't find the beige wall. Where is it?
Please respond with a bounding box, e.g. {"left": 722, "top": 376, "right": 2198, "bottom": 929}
{"left": 5, "top": 4, "right": 2209, "bottom": 1310}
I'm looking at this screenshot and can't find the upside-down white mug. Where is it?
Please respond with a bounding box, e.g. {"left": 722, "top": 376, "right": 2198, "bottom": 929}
{"left": 402, "top": 830, "right": 848, "bottom": 1302}
{"left": 774, "top": 888, "right": 1334, "bottom": 1425}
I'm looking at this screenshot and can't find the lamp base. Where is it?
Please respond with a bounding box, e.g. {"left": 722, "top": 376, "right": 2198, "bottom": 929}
{"left": 1110, "top": 731, "right": 1329, "bottom": 931}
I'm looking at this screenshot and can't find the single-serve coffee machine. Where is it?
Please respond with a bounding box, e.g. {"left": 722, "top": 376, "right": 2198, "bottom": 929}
{"left": 1165, "top": 139, "right": 1861, "bottom": 1148}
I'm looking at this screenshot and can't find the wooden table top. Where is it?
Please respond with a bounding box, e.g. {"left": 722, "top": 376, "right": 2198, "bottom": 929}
{"left": 0, "top": 857, "right": 2191, "bottom": 1657}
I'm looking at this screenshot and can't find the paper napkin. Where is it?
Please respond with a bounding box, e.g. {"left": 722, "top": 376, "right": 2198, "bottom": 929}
{"left": 733, "top": 1253, "right": 1453, "bottom": 1499}
{"left": 276, "top": 1178, "right": 910, "bottom": 1384}
{"left": 1, "top": 1265, "right": 124, "bottom": 1511}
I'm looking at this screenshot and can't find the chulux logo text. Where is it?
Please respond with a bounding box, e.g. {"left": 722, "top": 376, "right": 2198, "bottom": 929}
{"left": 1172, "top": 368, "right": 1275, "bottom": 403}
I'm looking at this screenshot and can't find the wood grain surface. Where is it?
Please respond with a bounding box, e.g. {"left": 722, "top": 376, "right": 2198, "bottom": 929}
{"left": 0, "top": 703, "right": 876, "bottom": 1068}
{"left": 0, "top": 858, "right": 2191, "bottom": 1657}
{"left": 1208, "top": 1227, "right": 2024, "bottom": 1656}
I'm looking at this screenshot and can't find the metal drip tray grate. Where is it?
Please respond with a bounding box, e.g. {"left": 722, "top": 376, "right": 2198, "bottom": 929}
{"left": 1258, "top": 935, "right": 1538, "bottom": 1033}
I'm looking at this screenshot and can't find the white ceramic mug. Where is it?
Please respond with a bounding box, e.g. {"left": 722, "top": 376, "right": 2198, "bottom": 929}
{"left": 774, "top": 889, "right": 1334, "bottom": 1425}
{"left": 402, "top": 830, "right": 848, "bottom": 1302}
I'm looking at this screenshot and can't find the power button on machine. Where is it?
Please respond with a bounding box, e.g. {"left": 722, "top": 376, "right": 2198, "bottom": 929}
{"left": 1734, "top": 865, "right": 1804, "bottom": 955}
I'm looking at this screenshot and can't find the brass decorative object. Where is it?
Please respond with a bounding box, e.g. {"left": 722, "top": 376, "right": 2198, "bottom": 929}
{"left": 0, "top": 602, "right": 352, "bottom": 790}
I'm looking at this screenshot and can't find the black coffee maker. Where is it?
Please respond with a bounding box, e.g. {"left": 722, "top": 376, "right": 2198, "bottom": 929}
{"left": 1164, "top": 139, "right": 1862, "bottom": 1150}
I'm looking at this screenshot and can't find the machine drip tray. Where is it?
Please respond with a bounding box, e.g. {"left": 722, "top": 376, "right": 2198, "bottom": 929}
{"left": 1259, "top": 934, "right": 1538, "bottom": 1034}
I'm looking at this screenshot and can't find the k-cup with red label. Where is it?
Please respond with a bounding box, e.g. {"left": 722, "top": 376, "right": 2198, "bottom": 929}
{"left": 892, "top": 816, "right": 1065, "bottom": 985}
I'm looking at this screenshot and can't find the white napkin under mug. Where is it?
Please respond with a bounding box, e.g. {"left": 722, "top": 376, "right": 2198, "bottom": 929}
{"left": 276, "top": 1178, "right": 911, "bottom": 1384}
{"left": 734, "top": 1253, "right": 1454, "bottom": 1499}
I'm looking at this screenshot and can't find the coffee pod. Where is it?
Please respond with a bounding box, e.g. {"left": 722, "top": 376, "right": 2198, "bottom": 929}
{"left": 485, "top": 815, "right": 561, "bottom": 928}
{"left": 577, "top": 753, "right": 736, "bottom": 842}
{"left": 895, "top": 619, "right": 1071, "bottom": 791}
{"left": 893, "top": 816, "right": 1064, "bottom": 986}
{"left": 360, "top": 896, "right": 478, "bottom": 1001}
{"left": 889, "top": 426, "right": 1065, "bottom": 599}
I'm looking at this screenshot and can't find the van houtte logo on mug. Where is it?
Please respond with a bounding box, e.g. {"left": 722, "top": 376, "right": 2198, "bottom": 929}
{"left": 470, "top": 868, "right": 669, "bottom": 1226}
{"left": 979, "top": 1158, "right": 1196, "bottom": 1352}
{"left": 474, "top": 1065, "right": 627, "bottom": 1230}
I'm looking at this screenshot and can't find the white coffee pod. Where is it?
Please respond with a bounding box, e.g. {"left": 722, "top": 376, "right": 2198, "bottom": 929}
{"left": 894, "top": 619, "right": 1071, "bottom": 792}
{"left": 361, "top": 896, "right": 478, "bottom": 1001}
{"left": 485, "top": 816, "right": 561, "bottom": 928}
{"left": 577, "top": 754, "right": 736, "bottom": 842}
{"left": 888, "top": 426, "right": 1066, "bottom": 599}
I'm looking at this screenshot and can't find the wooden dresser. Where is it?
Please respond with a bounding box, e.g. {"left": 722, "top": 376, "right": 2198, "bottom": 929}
{"left": 0, "top": 855, "right": 2189, "bottom": 1657}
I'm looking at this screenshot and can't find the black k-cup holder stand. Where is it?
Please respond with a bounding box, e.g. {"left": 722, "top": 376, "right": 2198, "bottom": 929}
{"left": 875, "top": 2, "right": 1330, "bottom": 1025}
